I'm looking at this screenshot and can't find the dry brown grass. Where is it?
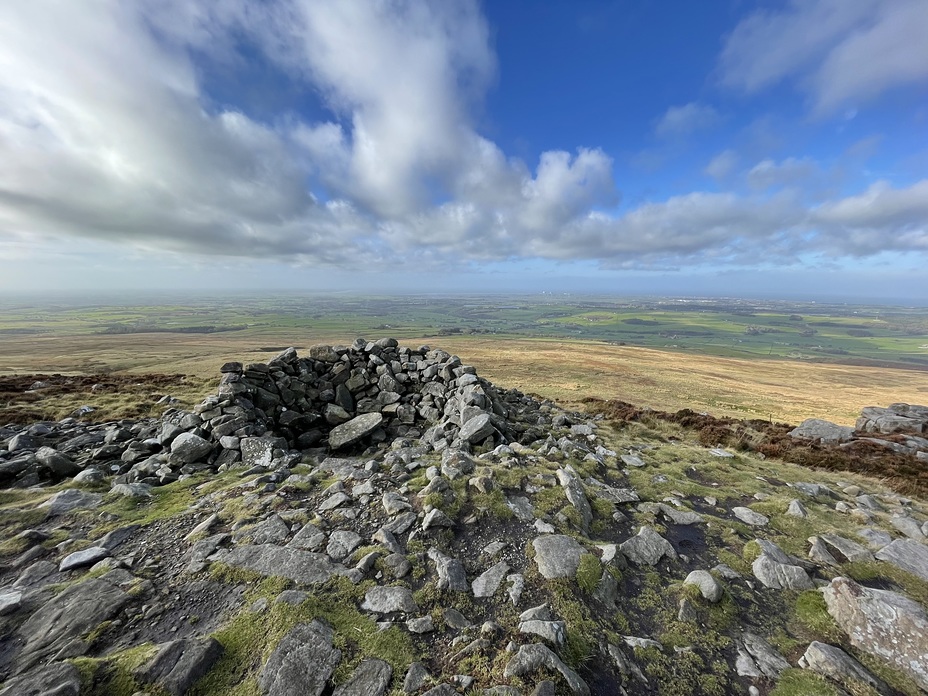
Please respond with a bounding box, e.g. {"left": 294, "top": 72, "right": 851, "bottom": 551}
{"left": 0, "top": 333, "right": 924, "bottom": 425}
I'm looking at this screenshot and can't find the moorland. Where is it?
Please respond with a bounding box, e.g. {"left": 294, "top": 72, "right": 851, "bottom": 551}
{"left": 0, "top": 293, "right": 925, "bottom": 425}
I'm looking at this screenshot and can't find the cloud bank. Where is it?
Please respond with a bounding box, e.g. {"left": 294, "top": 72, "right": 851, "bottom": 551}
{"left": 0, "top": 0, "right": 925, "bottom": 277}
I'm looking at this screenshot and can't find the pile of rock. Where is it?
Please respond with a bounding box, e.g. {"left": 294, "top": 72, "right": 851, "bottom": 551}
{"left": 789, "top": 401, "right": 928, "bottom": 461}
{"left": 0, "top": 340, "right": 555, "bottom": 490}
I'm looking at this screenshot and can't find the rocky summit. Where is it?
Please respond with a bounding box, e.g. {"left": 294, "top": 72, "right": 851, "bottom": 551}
{"left": 1, "top": 340, "right": 928, "bottom": 696}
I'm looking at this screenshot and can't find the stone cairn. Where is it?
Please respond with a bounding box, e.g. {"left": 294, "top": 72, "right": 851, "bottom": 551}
{"left": 1, "top": 339, "right": 553, "bottom": 490}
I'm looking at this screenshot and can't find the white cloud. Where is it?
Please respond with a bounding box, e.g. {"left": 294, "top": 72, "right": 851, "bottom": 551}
{"left": 747, "top": 157, "right": 818, "bottom": 190}
{"left": 0, "top": 0, "right": 925, "bottom": 283}
{"left": 705, "top": 150, "right": 739, "bottom": 180}
{"left": 654, "top": 102, "right": 720, "bottom": 138}
{"left": 719, "top": 0, "right": 928, "bottom": 115}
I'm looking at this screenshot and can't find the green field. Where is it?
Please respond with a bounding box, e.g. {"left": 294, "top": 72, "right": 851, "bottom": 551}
{"left": 1, "top": 294, "right": 925, "bottom": 369}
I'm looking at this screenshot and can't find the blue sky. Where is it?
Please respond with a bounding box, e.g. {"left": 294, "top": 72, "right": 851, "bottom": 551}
{"left": 0, "top": 0, "right": 926, "bottom": 301}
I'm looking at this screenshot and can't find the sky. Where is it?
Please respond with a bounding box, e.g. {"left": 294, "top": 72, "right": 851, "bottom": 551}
{"left": 0, "top": 0, "right": 926, "bottom": 302}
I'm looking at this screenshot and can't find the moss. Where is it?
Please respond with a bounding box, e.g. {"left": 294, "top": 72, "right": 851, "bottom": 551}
{"left": 575, "top": 554, "right": 602, "bottom": 594}
{"left": 792, "top": 590, "right": 842, "bottom": 642}
{"left": 208, "top": 562, "right": 267, "bottom": 587}
{"left": 533, "top": 486, "right": 566, "bottom": 516}
{"left": 742, "top": 540, "right": 762, "bottom": 564}
{"left": 470, "top": 489, "right": 514, "bottom": 520}
{"left": 856, "top": 652, "right": 926, "bottom": 696}
{"left": 70, "top": 643, "right": 162, "bottom": 696}
{"left": 770, "top": 668, "right": 842, "bottom": 696}
{"left": 843, "top": 560, "right": 928, "bottom": 607}
{"left": 190, "top": 576, "right": 415, "bottom": 696}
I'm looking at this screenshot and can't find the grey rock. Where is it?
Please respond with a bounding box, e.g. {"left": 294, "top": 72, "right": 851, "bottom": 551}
{"left": 326, "top": 530, "right": 362, "bottom": 562}
{"left": 135, "top": 636, "right": 224, "bottom": 696}
{"left": 170, "top": 432, "right": 213, "bottom": 464}
{"left": 532, "top": 535, "right": 585, "bottom": 579}
{"left": 815, "top": 534, "right": 874, "bottom": 564}
{"left": 215, "top": 544, "right": 341, "bottom": 585}
{"left": 240, "top": 437, "right": 277, "bottom": 469}
{"left": 332, "top": 658, "right": 392, "bottom": 696}
{"left": 459, "top": 413, "right": 495, "bottom": 443}
{"left": 235, "top": 515, "right": 291, "bottom": 546}
{"left": 683, "top": 570, "right": 723, "bottom": 603}
{"left": 823, "top": 576, "right": 928, "bottom": 690}
{"left": 799, "top": 641, "right": 890, "bottom": 695}
{"left": 329, "top": 413, "right": 384, "bottom": 449}
{"left": 442, "top": 607, "right": 472, "bottom": 629}
{"left": 504, "top": 643, "right": 590, "bottom": 696}
{"left": 382, "top": 491, "right": 411, "bottom": 515}
{"left": 0, "top": 588, "right": 23, "bottom": 616}
{"left": 856, "top": 527, "right": 893, "bottom": 551}
{"left": 259, "top": 621, "right": 341, "bottom": 696}
{"left": 752, "top": 546, "right": 814, "bottom": 591}
{"left": 874, "top": 538, "right": 928, "bottom": 581}
{"left": 319, "top": 492, "right": 351, "bottom": 511}
{"left": 289, "top": 523, "right": 326, "bottom": 551}
{"left": 890, "top": 514, "right": 926, "bottom": 540}
{"left": 406, "top": 616, "right": 435, "bottom": 634}
{"left": 422, "top": 508, "right": 454, "bottom": 530}
{"left": 519, "top": 620, "right": 566, "bottom": 645}
{"left": 35, "top": 447, "right": 79, "bottom": 477}
{"left": 786, "top": 499, "right": 808, "bottom": 518}
{"left": 619, "top": 526, "right": 677, "bottom": 566}
{"left": 507, "top": 496, "right": 535, "bottom": 521}
{"left": 403, "top": 662, "right": 429, "bottom": 693}
{"left": 17, "top": 577, "right": 128, "bottom": 671}
{"left": 732, "top": 506, "right": 769, "bottom": 527}
{"left": 429, "top": 548, "right": 469, "bottom": 591}
{"left": 621, "top": 454, "right": 646, "bottom": 468}
{"left": 59, "top": 546, "right": 109, "bottom": 572}
{"left": 658, "top": 503, "right": 702, "bottom": 525}
{"left": 110, "top": 482, "right": 152, "bottom": 498}
{"left": 741, "top": 631, "right": 789, "bottom": 679}
{"left": 0, "top": 662, "right": 81, "bottom": 696}
{"left": 361, "top": 586, "right": 417, "bottom": 614}
{"left": 789, "top": 419, "right": 854, "bottom": 444}
{"left": 472, "top": 561, "right": 509, "bottom": 598}
{"left": 40, "top": 489, "right": 103, "bottom": 516}
{"left": 556, "top": 467, "right": 592, "bottom": 532}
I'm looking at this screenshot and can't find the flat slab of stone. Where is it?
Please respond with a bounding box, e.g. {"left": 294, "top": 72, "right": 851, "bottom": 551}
{"left": 59, "top": 546, "right": 109, "bottom": 572}
{"left": 259, "top": 621, "right": 341, "bottom": 696}
{"left": 874, "top": 538, "right": 928, "bottom": 581}
{"left": 0, "top": 662, "right": 81, "bottom": 696}
{"left": 823, "top": 576, "right": 928, "bottom": 691}
{"left": 789, "top": 419, "right": 855, "bottom": 444}
{"left": 732, "top": 507, "right": 769, "bottom": 527}
{"left": 40, "top": 489, "right": 103, "bottom": 516}
{"left": 532, "top": 535, "right": 585, "bottom": 579}
{"left": 472, "top": 561, "right": 509, "bottom": 598}
{"left": 332, "top": 658, "right": 392, "bottom": 696}
{"left": 799, "top": 641, "right": 890, "bottom": 695}
{"left": 361, "top": 586, "right": 417, "bottom": 614}
{"left": 503, "top": 643, "right": 590, "bottom": 696}
{"left": 619, "top": 526, "right": 677, "bottom": 566}
{"left": 459, "top": 413, "right": 495, "bottom": 443}
{"left": 135, "top": 637, "right": 224, "bottom": 696}
{"left": 329, "top": 413, "right": 384, "bottom": 450}
{"left": 17, "top": 578, "right": 128, "bottom": 672}
{"left": 215, "top": 544, "right": 341, "bottom": 585}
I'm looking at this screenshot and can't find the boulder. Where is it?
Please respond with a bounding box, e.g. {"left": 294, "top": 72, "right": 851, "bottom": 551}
{"left": 683, "top": 570, "right": 723, "bottom": 603}
{"left": 259, "top": 621, "right": 341, "bottom": 696}
{"left": 170, "top": 432, "right": 213, "bottom": 464}
{"left": 789, "top": 419, "right": 855, "bottom": 444}
{"left": 619, "top": 526, "right": 677, "bottom": 566}
{"left": 823, "top": 576, "right": 928, "bottom": 690}
{"left": 135, "top": 637, "right": 224, "bottom": 696}
{"left": 332, "top": 659, "right": 392, "bottom": 696}
{"left": 214, "top": 545, "right": 341, "bottom": 585}
{"left": 503, "top": 643, "right": 590, "bottom": 696}
{"left": 532, "top": 535, "right": 585, "bottom": 579}
{"left": 329, "top": 413, "right": 384, "bottom": 450}
{"left": 874, "top": 538, "right": 928, "bottom": 581}
{"left": 799, "top": 641, "right": 890, "bottom": 695}
{"left": 361, "top": 586, "right": 417, "bottom": 614}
